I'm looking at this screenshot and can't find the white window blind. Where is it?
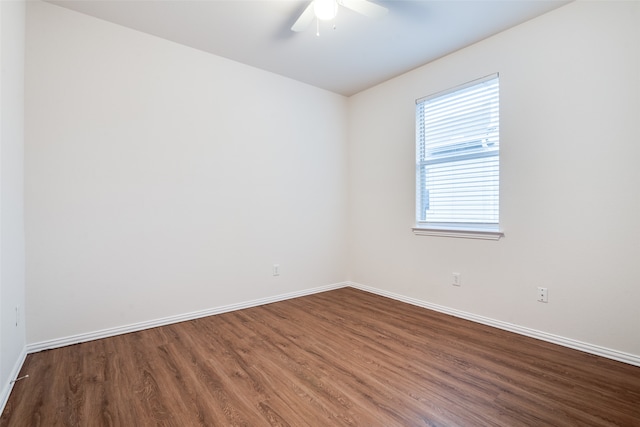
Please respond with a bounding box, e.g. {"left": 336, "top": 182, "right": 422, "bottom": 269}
{"left": 416, "top": 74, "right": 500, "bottom": 232}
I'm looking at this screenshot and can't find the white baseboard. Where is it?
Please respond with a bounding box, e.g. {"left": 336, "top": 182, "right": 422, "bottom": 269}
{"left": 0, "top": 346, "right": 27, "bottom": 416}
{"left": 27, "top": 282, "right": 348, "bottom": 354}
{"left": 24, "top": 280, "right": 640, "bottom": 369}
{"left": 347, "top": 281, "right": 640, "bottom": 367}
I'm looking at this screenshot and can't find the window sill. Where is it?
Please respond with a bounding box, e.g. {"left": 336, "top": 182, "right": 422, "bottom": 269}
{"left": 412, "top": 226, "right": 504, "bottom": 240}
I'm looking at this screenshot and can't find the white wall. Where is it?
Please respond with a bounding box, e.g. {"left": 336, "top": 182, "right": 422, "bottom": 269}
{"left": 348, "top": 1, "right": 640, "bottom": 357}
{"left": 23, "top": 0, "right": 640, "bottom": 361}
{"left": 25, "top": 1, "right": 348, "bottom": 344}
{"left": 0, "top": 0, "right": 27, "bottom": 406}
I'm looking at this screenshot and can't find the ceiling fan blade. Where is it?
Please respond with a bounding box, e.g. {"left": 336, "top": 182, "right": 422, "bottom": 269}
{"left": 291, "top": 2, "right": 316, "bottom": 32}
{"left": 340, "top": 0, "right": 388, "bottom": 18}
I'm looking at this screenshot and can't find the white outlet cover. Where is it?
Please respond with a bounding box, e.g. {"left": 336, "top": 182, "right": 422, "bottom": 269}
{"left": 452, "top": 273, "right": 461, "bottom": 286}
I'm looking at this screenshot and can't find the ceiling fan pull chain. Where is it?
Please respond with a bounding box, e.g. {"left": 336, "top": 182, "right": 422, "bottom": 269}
{"left": 316, "top": 18, "right": 320, "bottom": 37}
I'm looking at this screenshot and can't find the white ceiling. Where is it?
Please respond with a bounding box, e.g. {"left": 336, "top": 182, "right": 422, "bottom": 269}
{"left": 47, "top": 0, "right": 570, "bottom": 96}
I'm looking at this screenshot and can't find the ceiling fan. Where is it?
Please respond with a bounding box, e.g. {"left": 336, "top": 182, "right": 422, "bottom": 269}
{"left": 291, "top": 0, "right": 388, "bottom": 32}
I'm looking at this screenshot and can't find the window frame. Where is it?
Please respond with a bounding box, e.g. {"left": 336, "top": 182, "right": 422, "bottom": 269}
{"left": 413, "top": 74, "right": 504, "bottom": 240}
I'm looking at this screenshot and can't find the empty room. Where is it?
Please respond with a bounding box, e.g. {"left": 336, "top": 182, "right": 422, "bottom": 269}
{"left": 1, "top": 0, "right": 639, "bottom": 425}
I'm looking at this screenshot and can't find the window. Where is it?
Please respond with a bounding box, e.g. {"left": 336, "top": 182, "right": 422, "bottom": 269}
{"left": 414, "top": 74, "right": 503, "bottom": 240}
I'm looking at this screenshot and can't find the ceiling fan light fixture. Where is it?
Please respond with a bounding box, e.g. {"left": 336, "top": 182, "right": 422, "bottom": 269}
{"left": 314, "top": 0, "right": 338, "bottom": 21}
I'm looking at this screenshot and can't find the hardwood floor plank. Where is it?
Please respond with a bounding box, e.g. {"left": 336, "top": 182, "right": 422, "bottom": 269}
{"left": 254, "top": 303, "right": 466, "bottom": 425}
{"left": 2, "top": 288, "right": 639, "bottom": 426}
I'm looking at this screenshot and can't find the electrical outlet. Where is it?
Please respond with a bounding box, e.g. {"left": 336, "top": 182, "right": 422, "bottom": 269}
{"left": 452, "top": 272, "right": 461, "bottom": 286}
{"left": 15, "top": 305, "right": 19, "bottom": 327}
{"left": 537, "top": 287, "right": 548, "bottom": 303}
{"left": 273, "top": 264, "right": 280, "bottom": 276}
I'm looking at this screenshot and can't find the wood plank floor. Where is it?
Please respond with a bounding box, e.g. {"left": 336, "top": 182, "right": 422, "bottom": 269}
{"left": 2, "top": 287, "right": 640, "bottom": 426}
